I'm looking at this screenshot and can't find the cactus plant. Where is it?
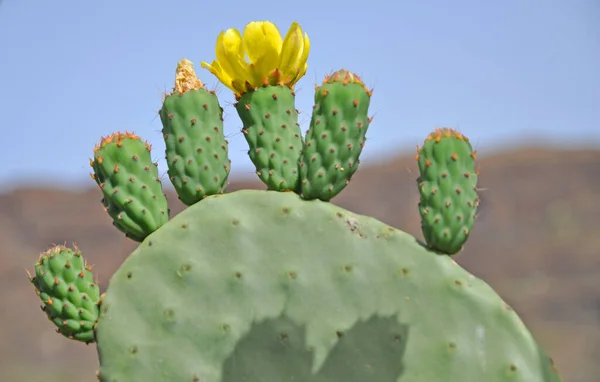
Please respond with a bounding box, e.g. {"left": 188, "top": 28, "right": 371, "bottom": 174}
{"left": 202, "top": 21, "right": 309, "bottom": 192}
{"left": 299, "top": 69, "right": 373, "bottom": 201}
{"left": 90, "top": 131, "right": 170, "bottom": 241}
{"left": 159, "top": 58, "right": 231, "bottom": 205}
{"left": 27, "top": 245, "right": 100, "bottom": 343}
{"left": 27, "top": 20, "right": 562, "bottom": 382}
{"left": 93, "top": 189, "right": 561, "bottom": 382}
{"left": 416, "top": 128, "right": 479, "bottom": 255}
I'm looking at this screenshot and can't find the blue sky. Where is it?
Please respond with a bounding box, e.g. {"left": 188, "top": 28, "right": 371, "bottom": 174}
{"left": 0, "top": 0, "right": 598, "bottom": 190}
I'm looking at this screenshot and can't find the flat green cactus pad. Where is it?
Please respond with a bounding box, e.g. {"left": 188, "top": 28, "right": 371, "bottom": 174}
{"left": 95, "top": 190, "right": 561, "bottom": 382}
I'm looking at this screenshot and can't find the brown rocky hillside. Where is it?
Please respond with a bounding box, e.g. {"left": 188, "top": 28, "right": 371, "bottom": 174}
{"left": 1, "top": 148, "right": 598, "bottom": 382}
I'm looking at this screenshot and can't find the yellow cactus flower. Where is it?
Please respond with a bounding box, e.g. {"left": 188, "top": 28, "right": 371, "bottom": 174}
{"left": 201, "top": 21, "right": 310, "bottom": 97}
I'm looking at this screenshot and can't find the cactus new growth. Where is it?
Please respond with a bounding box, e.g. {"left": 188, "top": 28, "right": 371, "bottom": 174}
{"left": 236, "top": 85, "right": 304, "bottom": 191}
{"left": 28, "top": 245, "right": 100, "bottom": 343}
{"left": 299, "top": 69, "right": 373, "bottom": 201}
{"left": 90, "top": 131, "right": 169, "bottom": 241}
{"left": 416, "top": 128, "right": 479, "bottom": 255}
{"left": 160, "top": 59, "right": 231, "bottom": 205}
{"left": 202, "top": 21, "right": 309, "bottom": 191}
{"left": 27, "top": 20, "right": 562, "bottom": 382}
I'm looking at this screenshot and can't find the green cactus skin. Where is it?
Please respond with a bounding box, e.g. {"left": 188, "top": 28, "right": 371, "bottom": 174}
{"left": 91, "top": 131, "right": 169, "bottom": 242}
{"left": 160, "top": 59, "right": 231, "bottom": 205}
{"left": 299, "top": 69, "right": 372, "bottom": 201}
{"left": 28, "top": 245, "right": 100, "bottom": 344}
{"left": 416, "top": 128, "right": 479, "bottom": 255}
{"left": 95, "top": 190, "right": 561, "bottom": 382}
{"left": 235, "top": 85, "right": 303, "bottom": 191}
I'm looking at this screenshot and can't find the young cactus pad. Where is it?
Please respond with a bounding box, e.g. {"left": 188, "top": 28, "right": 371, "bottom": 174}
{"left": 28, "top": 245, "right": 100, "bottom": 343}
{"left": 200, "top": 20, "right": 310, "bottom": 192}
{"left": 235, "top": 85, "right": 304, "bottom": 191}
{"left": 300, "top": 69, "right": 373, "bottom": 201}
{"left": 91, "top": 131, "right": 169, "bottom": 242}
{"left": 160, "top": 59, "right": 231, "bottom": 205}
{"left": 416, "top": 128, "right": 479, "bottom": 255}
{"left": 95, "top": 190, "right": 561, "bottom": 382}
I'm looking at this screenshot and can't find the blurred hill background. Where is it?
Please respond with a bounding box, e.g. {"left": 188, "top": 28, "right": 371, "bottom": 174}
{"left": 1, "top": 0, "right": 599, "bottom": 381}
{"left": 1, "top": 148, "right": 598, "bottom": 382}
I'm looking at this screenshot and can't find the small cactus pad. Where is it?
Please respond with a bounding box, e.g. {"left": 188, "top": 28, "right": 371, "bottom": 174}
{"left": 91, "top": 131, "right": 169, "bottom": 242}
{"left": 160, "top": 59, "right": 231, "bottom": 205}
{"left": 416, "top": 128, "right": 479, "bottom": 255}
{"left": 95, "top": 190, "right": 560, "bottom": 382}
{"left": 29, "top": 245, "right": 100, "bottom": 343}
{"left": 300, "top": 69, "right": 372, "bottom": 201}
{"left": 235, "top": 85, "right": 303, "bottom": 191}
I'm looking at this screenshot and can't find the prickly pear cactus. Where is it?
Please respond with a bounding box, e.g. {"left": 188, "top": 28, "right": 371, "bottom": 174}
{"left": 27, "top": 19, "right": 562, "bottom": 382}
{"left": 28, "top": 245, "right": 100, "bottom": 343}
{"left": 416, "top": 128, "right": 479, "bottom": 255}
{"left": 201, "top": 20, "right": 310, "bottom": 192}
{"left": 91, "top": 131, "right": 170, "bottom": 241}
{"left": 159, "top": 59, "right": 231, "bottom": 205}
{"left": 299, "top": 69, "right": 372, "bottom": 201}
{"left": 94, "top": 189, "right": 561, "bottom": 382}
{"left": 236, "top": 85, "right": 303, "bottom": 191}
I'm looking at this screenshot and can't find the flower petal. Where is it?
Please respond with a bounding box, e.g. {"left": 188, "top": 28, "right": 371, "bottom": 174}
{"left": 296, "top": 32, "right": 310, "bottom": 76}
{"left": 279, "top": 22, "right": 303, "bottom": 76}
{"left": 216, "top": 29, "right": 250, "bottom": 84}
{"left": 243, "top": 21, "right": 282, "bottom": 83}
{"left": 287, "top": 31, "right": 310, "bottom": 85}
{"left": 243, "top": 21, "right": 282, "bottom": 64}
{"left": 201, "top": 21, "right": 309, "bottom": 96}
{"left": 201, "top": 60, "right": 237, "bottom": 93}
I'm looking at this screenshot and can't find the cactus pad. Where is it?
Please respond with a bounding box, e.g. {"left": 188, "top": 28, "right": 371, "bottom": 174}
{"left": 236, "top": 86, "right": 303, "bottom": 191}
{"left": 299, "top": 69, "right": 372, "bottom": 201}
{"left": 416, "top": 128, "right": 479, "bottom": 255}
{"left": 95, "top": 190, "right": 560, "bottom": 382}
{"left": 160, "top": 59, "right": 231, "bottom": 205}
{"left": 91, "top": 131, "right": 170, "bottom": 241}
{"left": 28, "top": 245, "right": 100, "bottom": 343}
